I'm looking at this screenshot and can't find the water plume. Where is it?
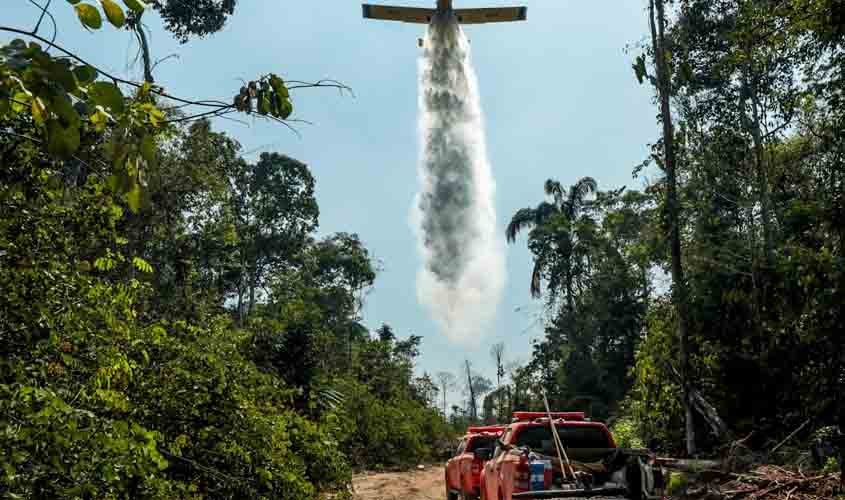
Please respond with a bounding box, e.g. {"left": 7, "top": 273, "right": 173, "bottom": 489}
{"left": 412, "top": 13, "right": 505, "bottom": 345}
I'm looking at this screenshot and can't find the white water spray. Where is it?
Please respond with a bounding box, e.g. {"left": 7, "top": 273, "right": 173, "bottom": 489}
{"left": 412, "top": 14, "right": 505, "bottom": 345}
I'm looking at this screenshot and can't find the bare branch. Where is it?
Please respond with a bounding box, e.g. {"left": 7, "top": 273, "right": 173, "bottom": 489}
{"left": 25, "top": 0, "right": 57, "bottom": 48}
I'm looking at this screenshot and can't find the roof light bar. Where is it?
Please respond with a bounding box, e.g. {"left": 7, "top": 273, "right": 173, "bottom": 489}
{"left": 512, "top": 411, "right": 586, "bottom": 421}
{"left": 467, "top": 425, "right": 506, "bottom": 434}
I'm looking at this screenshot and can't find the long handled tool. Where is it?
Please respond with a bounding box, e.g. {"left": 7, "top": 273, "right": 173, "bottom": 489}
{"left": 542, "top": 391, "right": 576, "bottom": 482}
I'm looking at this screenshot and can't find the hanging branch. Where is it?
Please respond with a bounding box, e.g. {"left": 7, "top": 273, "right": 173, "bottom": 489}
{"left": 0, "top": 26, "right": 353, "bottom": 132}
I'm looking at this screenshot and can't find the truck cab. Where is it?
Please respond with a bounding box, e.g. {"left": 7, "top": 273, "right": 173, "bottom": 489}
{"left": 446, "top": 425, "right": 505, "bottom": 500}
{"left": 479, "top": 412, "right": 664, "bottom": 500}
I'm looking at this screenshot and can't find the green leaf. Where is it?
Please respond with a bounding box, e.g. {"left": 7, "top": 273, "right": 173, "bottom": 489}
{"left": 280, "top": 99, "right": 293, "bottom": 119}
{"left": 122, "top": 0, "right": 146, "bottom": 13}
{"left": 140, "top": 134, "right": 156, "bottom": 167}
{"left": 90, "top": 106, "right": 112, "bottom": 132}
{"left": 94, "top": 257, "right": 115, "bottom": 271}
{"left": 31, "top": 98, "right": 47, "bottom": 125}
{"left": 46, "top": 119, "right": 81, "bottom": 158}
{"left": 88, "top": 81, "right": 124, "bottom": 113}
{"left": 107, "top": 174, "right": 121, "bottom": 192}
{"left": 100, "top": 0, "right": 126, "bottom": 28}
{"left": 51, "top": 94, "right": 80, "bottom": 127}
{"left": 132, "top": 257, "right": 153, "bottom": 273}
{"left": 10, "top": 92, "right": 30, "bottom": 113}
{"left": 73, "top": 65, "right": 98, "bottom": 84}
{"left": 74, "top": 3, "right": 103, "bottom": 30}
{"left": 257, "top": 91, "right": 270, "bottom": 115}
{"left": 47, "top": 60, "right": 78, "bottom": 92}
{"left": 269, "top": 74, "right": 289, "bottom": 98}
{"left": 126, "top": 182, "right": 142, "bottom": 213}
{"left": 633, "top": 54, "right": 648, "bottom": 85}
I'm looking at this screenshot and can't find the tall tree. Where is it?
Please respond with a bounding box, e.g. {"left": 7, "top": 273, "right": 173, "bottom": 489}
{"left": 649, "top": 0, "right": 696, "bottom": 455}
{"left": 435, "top": 371, "right": 457, "bottom": 416}
{"left": 228, "top": 153, "right": 319, "bottom": 323}
{"left": 464, "top": 360, "right": 476, "bottom": 422}
{"left": 490, "top": 342, "right": 506, "bottom": 417}
{"left": 506, "top": 177, "right": 597, "bottom": 311}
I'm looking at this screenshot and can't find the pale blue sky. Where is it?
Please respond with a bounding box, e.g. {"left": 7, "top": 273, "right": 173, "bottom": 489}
{"left": 4, "top": 1, "right": 657, "bottom": 388}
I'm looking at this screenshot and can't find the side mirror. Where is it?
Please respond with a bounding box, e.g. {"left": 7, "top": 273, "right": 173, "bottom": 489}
{"left": 474, "top": 447, "right": 493, "bottom": 461}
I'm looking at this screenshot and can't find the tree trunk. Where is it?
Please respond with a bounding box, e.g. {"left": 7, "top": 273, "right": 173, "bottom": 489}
{"left": 248, "top": 272, "right": 256, "bottom": 316}
{"left": 743, "top": 73, "right": 774, "bottom": 265}
{"left": 465, "top": 360, "right": 476, "bottom": 423}
{"left": 348, "top": 329, "right": 353, "bottom": 374}
{"left": 236, "top": 287, "right": 244, "bottom": 327}
{"left": 564, "top": 257, "right": 575, "bottom": 315}
{"left": 131, "top": 12, "right": 155, "bottom": 83}
{"left": 237, "top": 246, "right": 246, "bottom": 327}
{"left": 650, "top": 0, "right": 697, "bottom": 456}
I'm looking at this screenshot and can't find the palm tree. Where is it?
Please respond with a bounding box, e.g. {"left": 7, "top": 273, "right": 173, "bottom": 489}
{"left": 506, "top": 177, "right": 597, "bottom": 312}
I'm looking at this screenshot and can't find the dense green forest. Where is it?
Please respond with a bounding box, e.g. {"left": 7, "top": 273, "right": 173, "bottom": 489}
{"left": 484, "top": 0, "right": 844, "bottom": 462}
{"left": 0, "top": 1, "right": 453, "bottom": 498}
{"left": 0, "top": 0, "right": 843, "bottom": 498}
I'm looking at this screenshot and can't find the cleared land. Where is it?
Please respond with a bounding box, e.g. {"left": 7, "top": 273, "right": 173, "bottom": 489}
{"left": 353, "top": 466, "right": 445, "bottom": 500}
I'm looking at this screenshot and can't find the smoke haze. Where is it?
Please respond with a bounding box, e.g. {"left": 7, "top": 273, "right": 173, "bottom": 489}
{"left": 412, "top": 14, "right": 505, "bottom": 345}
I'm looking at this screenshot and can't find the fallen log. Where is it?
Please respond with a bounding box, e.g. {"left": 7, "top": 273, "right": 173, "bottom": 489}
{"left": 657, "top": 457, "right": 723, "bottom": 472}
{"left": 770, "top": 419, "right": 811, "bottom": 455}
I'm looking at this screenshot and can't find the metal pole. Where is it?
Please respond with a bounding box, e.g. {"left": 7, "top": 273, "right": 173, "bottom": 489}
{"left": 542, "top": 391, "right": 575, "bottom": 481}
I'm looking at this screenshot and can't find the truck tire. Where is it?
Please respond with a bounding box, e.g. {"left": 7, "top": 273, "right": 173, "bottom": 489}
{"left": 625, "top": 460, "right": 643, "bottom": 500}
{"left": 446, "top": 488, "right": 458, "bottom": 500}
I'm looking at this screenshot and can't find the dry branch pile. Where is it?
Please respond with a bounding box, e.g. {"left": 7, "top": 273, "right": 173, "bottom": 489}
{"left": 686, "top": 465, "right": 841, "bottom": 500}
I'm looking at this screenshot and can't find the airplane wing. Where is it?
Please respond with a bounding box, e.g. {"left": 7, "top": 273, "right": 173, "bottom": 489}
{"left": 453, "top": 7, "right": 527, "bottom": 24}
{"left": 362, "top": 4, "right": 437, "bottom": 23}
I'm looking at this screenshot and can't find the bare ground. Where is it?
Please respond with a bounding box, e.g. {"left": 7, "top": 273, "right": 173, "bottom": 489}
{"left": 352, "top": 465, "right": 446, "bottom": 500}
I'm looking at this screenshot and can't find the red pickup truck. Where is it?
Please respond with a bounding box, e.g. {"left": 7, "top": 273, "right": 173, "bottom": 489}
{"left": 446, "top": 425, "right": 506, "bottom": 500}
{"left": 478, "top": 412, "right": 665, "bottom": 500}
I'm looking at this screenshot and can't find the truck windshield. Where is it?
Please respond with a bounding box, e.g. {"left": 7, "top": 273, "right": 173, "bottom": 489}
{"left": 514, "top": 425, "right": 611, "bottom": 454}
{"left": 467, "top": 435, "right": 498, "bottom": 453}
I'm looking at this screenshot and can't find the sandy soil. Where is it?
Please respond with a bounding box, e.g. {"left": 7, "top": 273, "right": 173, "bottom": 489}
{"left": 352, "top": 465, "right": 446, "bottom": 500}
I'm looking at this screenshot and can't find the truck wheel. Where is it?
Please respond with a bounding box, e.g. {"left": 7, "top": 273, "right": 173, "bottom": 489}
{"left": 625, "top": 460, "right": 643, "bottom": 500}
{"left": 446, "top": 489, "right": 458, "bottom": 500}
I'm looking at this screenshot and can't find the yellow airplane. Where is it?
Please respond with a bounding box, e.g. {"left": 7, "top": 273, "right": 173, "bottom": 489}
{"left": 362, "top": 0, "right": 527, "bottom": 26}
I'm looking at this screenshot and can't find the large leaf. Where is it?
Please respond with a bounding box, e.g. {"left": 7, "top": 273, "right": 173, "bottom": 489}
{"left": 279, "top": 98, "right": 293, "bottom": 119}
{"left": 74, "top": 3, "right": 103, "bottom": 30}
{"left": 140, "top": 134, "right": 156, "bottom": 167}
{"left": 88, "top": 82, "right": 124, "bottom": 114}
{"left": 122, "top": 0, "right": 146, "bottom": 13}
{"left": 31, "top": 98, "right": 47, "bottom": 125}
{"left": 73, "top": 65, "right": 98, "bottom": 85}
{"left": 50, "top": 94, "right": 80, "bottom": 127}
{"left": 100, "top": 0, "right": 126, "bottom": 28}
{"left": 269, "top": 74, "right": 289, "bottom": 98}
{"left": 126, "top": 182, "right": 143, "bottom": 213}
{"left": 46, "top": 119, "right": 81, "bottom": 158}
{"left": 47, "top": 60, "right": 78, "bottom": 92}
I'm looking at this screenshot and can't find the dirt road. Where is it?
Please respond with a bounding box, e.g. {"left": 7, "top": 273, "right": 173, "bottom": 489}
{"left": 353, "top": 465, "right": 445, "bottom": 500}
